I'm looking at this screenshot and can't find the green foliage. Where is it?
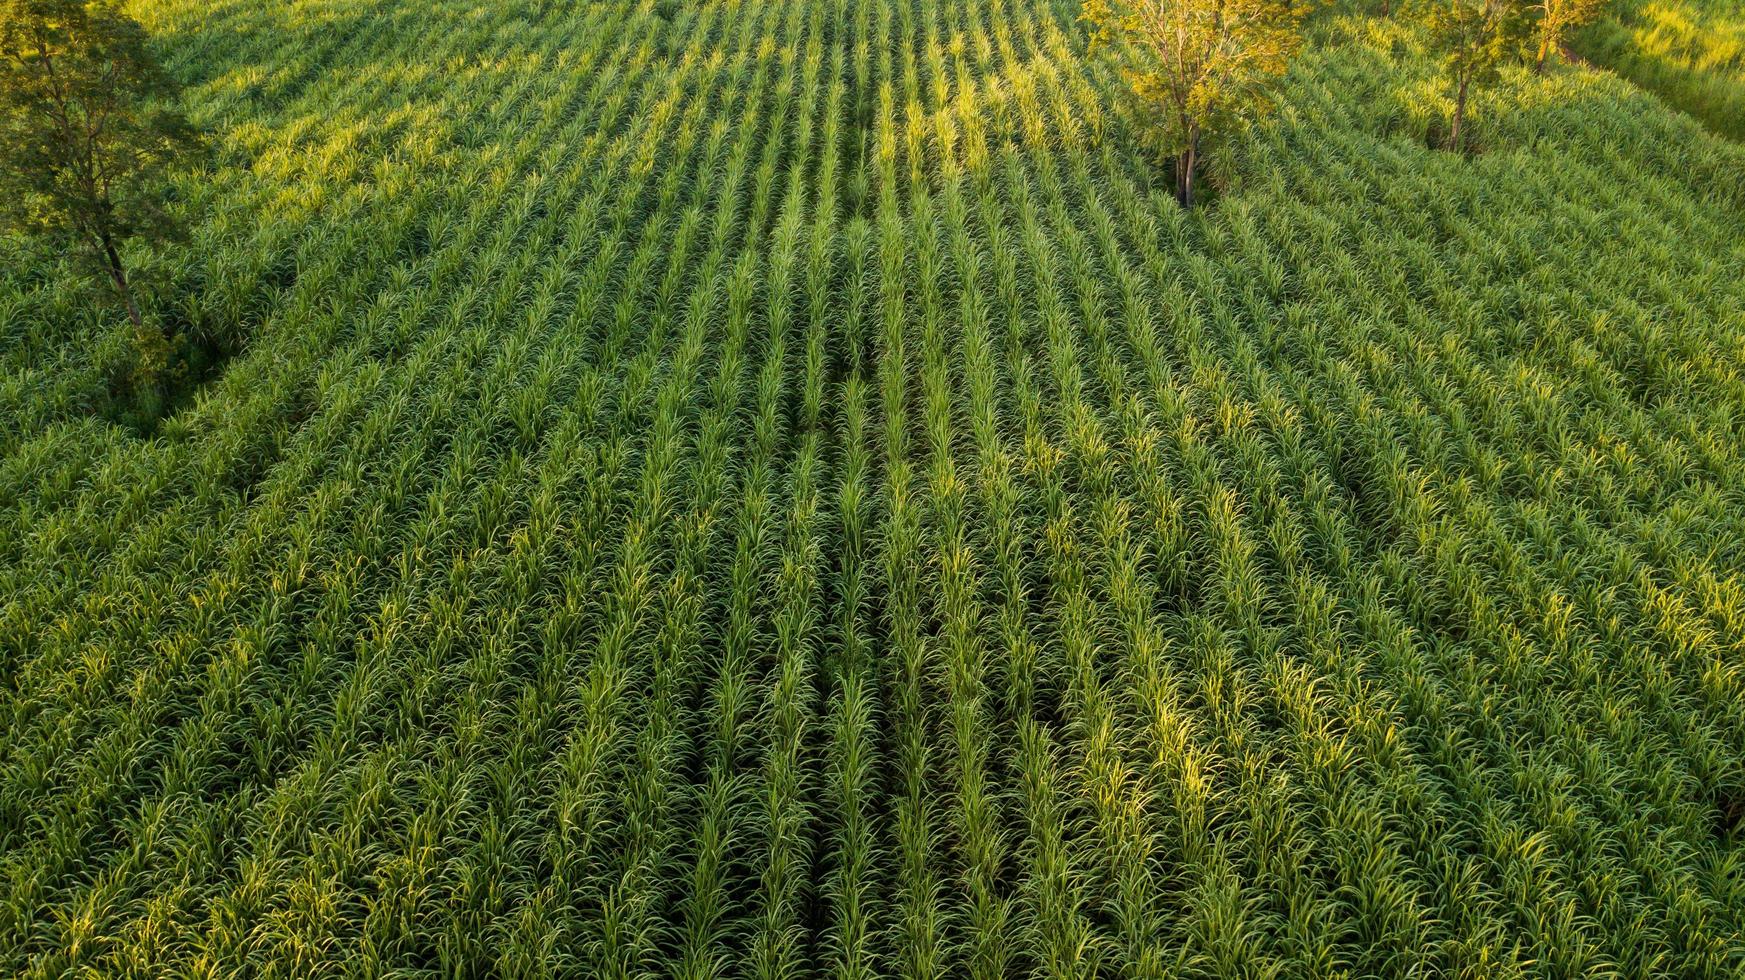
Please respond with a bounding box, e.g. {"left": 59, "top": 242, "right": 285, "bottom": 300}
{"left": 1082, "top": 0, "right": 1305, "bottom": 206}
{"left": 0, "top": 1, "right": 1742, "bottom": 978}
{"left": 1419, "top": 0, "right": 1530, "bottom": 148}
{"left": 0, "top": 0, "right": 200, "bottom": 330}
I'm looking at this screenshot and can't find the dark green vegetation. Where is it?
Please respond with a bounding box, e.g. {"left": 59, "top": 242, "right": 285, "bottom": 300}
{"left": 0, "top": 0, "right": 204, "bottom": 426}
{"left": 2, "top": 0, "right": 1744, "bottom": 977}
{"left": 0, "top": 0, "right": 201, "bottom": 328}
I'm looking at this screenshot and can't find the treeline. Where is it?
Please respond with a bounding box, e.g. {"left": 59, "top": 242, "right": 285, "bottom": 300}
{"left": 1083, "top": 0, "right": 1615, "bottom": 206}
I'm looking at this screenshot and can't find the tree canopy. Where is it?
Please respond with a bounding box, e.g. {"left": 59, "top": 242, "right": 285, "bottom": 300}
{"left": 1421, "top": 0, "right": 1528, "bottom": 151}
{"left": 1526, "top": 0, "right": 1609, "bottom": 71}
{"left": 1083, "top": 0, "right": 1305, "bottom": 207}
{"left": 0, "top": 0, "right": 200, "bottom": 331}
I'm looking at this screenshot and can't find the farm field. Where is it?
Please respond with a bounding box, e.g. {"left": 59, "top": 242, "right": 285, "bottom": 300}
{"left": 2, "top": 0, "right": 1745, "bottom": 977}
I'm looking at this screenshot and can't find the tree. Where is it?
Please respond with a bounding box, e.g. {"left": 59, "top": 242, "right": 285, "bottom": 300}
{"left": 1421, "top": 0, "right": 1525, "bottom": 152}
{"left": 0, "top": 0, "right": 200, "bottom": 330}
{"left": 1525, "top": 0, "right": 1607, "bottom": 72}
{"left": 1083, "top": 0, "right": 1304, "bottom": 208}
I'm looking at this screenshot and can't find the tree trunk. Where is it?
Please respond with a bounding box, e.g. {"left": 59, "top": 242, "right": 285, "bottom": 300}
{"left": 1449, "top": 74, "right": 1470, "bottom": 152}
{"left": 100, "top": 234, "right": 143, "bottom": 328}
{"left": 1177, "top": 137, "right": 1198, "bottom": 209}
{"left": 1536, "top": 33, "right": 1552, "bottom": 73}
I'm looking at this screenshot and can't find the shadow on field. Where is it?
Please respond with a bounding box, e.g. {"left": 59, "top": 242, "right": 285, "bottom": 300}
{"left": 31, "top": 2, "right": 439, "bottom": 438}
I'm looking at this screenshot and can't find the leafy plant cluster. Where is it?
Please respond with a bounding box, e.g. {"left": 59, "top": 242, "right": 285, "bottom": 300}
{"left": 0, "top": 0, "right": 1742, "bottom": 978}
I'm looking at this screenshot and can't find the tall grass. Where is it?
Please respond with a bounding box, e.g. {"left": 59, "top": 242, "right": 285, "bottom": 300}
{"left": 1575, "top": 0, "right": 1745, "bottom": 140}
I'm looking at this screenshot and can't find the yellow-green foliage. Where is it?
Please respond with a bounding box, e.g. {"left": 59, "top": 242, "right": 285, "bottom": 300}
{"left": 1080, "top": 0, "right": 1304, "bottom": 204}
{"left": 1526, "top": 0, "right": 1610, "bottom": 69}
{"left": 1577, "top": 0, "right": 1745, "bottom": 138}
{"left": 0, "top": 1, "right": 1743, "bottom": 978}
